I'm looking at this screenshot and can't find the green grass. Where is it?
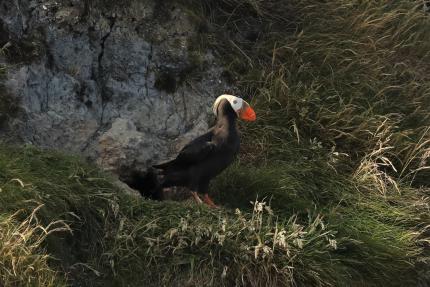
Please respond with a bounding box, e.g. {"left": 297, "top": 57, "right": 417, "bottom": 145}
{"left": 183, "top": 0, "right": 430, "bottom": 176}
{"left": 0, "top": 145, "right": 428, "bottom": 286}
{"left": 0, "top": 145, "right": 340, "bottom": 286}
{"left": 1, "top": 0, "right": 430, "bottom": 286}
{"left": 212, "top": 162, "right": 429, "bottom": 286}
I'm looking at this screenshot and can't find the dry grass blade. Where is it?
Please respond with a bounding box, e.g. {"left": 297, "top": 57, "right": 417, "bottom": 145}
{"left": 0, "top": 205, "right": 69, "bottom": 287}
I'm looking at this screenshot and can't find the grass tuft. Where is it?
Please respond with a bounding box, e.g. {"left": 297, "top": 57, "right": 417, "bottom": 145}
{"left": 0, "top": 206, "right": 68, "bottom": 287}
{"left": 0, "top": 144, "right": 427, "bottom": 286}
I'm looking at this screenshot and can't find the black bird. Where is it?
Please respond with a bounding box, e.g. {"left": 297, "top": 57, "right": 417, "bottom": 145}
{"left": 128, "top": 94, "right": 256, "bottom": 207}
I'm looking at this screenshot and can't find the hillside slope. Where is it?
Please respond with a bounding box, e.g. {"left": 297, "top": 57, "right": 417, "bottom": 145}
{"left": 0, "top": 144, "right": 428, "bottom": 286}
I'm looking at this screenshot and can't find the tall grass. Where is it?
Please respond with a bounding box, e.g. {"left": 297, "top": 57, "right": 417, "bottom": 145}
{"left": 0, "top": 146, "right": 346, "bottom": 286}
{"left": 183, "top": 0, "right": 430, "bottom": 185}
{"left": 182, "top": 0, "right": 430, "bottom": 284}
{"left": 0, "top": 143, "right": 427, "bottom": 286}
{"left": 108, "top": 199, "right": 339, "bottom": 286}
{"left": 0, "top": 206, "right": 68, "bottom": 287}
{"left": 0, "top": 145, "right": 125, "bottom": 286}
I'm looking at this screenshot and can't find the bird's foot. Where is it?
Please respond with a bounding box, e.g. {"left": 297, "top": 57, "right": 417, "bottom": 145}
{"left": 191, "top": 191, "right": 203, "bottom": 204}
{"left": 203, "top": 194, "right": 219, "bottom": 209}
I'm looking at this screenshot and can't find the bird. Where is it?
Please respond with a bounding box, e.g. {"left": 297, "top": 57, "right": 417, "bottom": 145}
{"left": 127, "top": 94, "right": 256, "bottom": 208}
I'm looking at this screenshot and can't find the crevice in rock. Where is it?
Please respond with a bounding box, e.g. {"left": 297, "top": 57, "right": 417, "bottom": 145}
{"left": 154, "top": 69, "right": 177, "bottom": 94}
{"left": 80, "top": 122, "right": 110, "bottom": 152}
{"left": 97, "top": 17, "right": 115, "bottom": 82}
{"left": 144, "top": 43, "right": 153, "bottom": 105}
{"left": 80, "top": 15, "right": 116, "bottom": 152}
{"left": 97, "top": 15, "right": 116, "bottom": 124}
{"left": 120, "top": 168, "right": 164, "bottom": 200}
{"left": 41, "top": 76, "right": 49, "bottom": 112}
{"left": 180, "top": 92, "right": 189, "bottom": 131}
{"left": 13, "top": 0, "right": 28, "bottom": 35}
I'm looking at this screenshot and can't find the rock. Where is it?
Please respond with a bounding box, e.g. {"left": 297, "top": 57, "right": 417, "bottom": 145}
{"left": 97, "top": 118, "right": 164, "bottom": 175}
{"left": 0, "top": 0, "right": 229, "bottom": 180}
{"left": 112, "top": 179, "right": 141, "bottom": 197}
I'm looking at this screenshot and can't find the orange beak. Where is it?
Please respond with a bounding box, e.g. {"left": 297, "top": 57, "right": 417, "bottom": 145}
{"left": 239, "top": 105, "right": 256, "bottom": 121}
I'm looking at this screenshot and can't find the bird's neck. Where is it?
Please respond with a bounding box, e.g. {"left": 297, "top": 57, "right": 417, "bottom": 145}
{"left": 215, "top": 100, "right": 239, "bottom": 135}
{"left": 216, "top": 111, "right": 238, "bottom": 134}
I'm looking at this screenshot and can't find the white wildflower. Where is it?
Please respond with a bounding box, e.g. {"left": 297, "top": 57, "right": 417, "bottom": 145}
{"left": 195, "top": 235, "right": 201, "bottom": 245}
{"left": 275, "top": 230, "right": 287, "bottom": 248}
{"left": 257, "top": 202, "right": 265, "bottom": 212}
{"left": 262, "top": 245, "right": 272, "bottom": 258}
{"left": 221, "top": 218, "right": 227, "bottom": 232}
{"left": 180, "top": 218, "right": 188, "bottom": 231}
{"left": 295, "top": 238, "right": 304, "bottom": 249}
{"left": 329, "top": 239, "right": 337, "bottom": 250}
{"left": 254, "top": 244, "right": 261, "bottom": 259}
{"left": 216, "top": 233, "right": 226, "bottom": 246}
{"left": 168, "top": 228, "right": 178, "bottom": 239}
{"left": 254, "top": 243, "right": 273, "bottom": 259}
{"left": 264, "top": 205, "right": 274, "bottom": 215}
{"left": 221, "top": 266, "right": 228, "bottom": 279}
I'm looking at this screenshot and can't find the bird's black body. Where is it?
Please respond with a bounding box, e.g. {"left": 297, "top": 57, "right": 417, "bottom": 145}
{"left": 154, "top": 99, "right": 240, "bottom": 195}
{"left": 125, "top": 99, "right": 240, "bottom": 199}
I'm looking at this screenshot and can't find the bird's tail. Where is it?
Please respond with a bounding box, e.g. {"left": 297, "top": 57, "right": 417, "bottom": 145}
{"left": 124, "top": 168, "right": 163, "bottom": 200}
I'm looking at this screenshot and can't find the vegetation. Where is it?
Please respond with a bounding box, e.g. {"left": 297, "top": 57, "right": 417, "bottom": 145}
{"left": 0, "top": 59, "right": 20, "bottom": 128}
{"left": 0, "top": 146, "right": 349, "bottom": 286}
{"left": 0, "top": 0, "right": 429, "bottom": 286}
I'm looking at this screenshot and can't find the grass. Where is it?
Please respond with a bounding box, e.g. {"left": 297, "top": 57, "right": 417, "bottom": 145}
{"left": 1, "top": 0, "right": 430, "bottom": 286}
{"left": 0, "top": 145, "right": 428, "bottom": 286}
{"left": 0, "top": 145, "right": 341, "bottom": 286}
{"left": 182, "top": 0, "right": 430, "bottom": 175}
{"left": 212, "top": 162, "right": 429, "bottom": 286}
{"left": 0, "top": 207, "right": 67, "bottom": 287}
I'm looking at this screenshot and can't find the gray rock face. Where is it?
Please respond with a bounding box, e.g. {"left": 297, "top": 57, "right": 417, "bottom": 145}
{"left": 0, "top": 0, "right": 228, "bottom": 178}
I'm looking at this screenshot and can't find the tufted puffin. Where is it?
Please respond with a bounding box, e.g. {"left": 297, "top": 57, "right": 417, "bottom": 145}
{"left": 127, "top": 94, "right": 256, "bottom": 207}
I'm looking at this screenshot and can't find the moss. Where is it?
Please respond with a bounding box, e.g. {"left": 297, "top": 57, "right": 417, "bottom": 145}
{"left": 154, "top": 69, "right": 178, "bottom": 94}
{"left": 0, "top": 91, "right": 20, "bottom": 128}
{"left": 0, "top": 66, "right": 20, "bottom": 128}
{"left": 0, "top": 24, "right": 44, "bottom": 65}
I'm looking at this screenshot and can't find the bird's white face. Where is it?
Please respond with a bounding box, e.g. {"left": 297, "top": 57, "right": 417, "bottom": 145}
{"left": 213, "top": 94, "right": 256, "bottom": 121}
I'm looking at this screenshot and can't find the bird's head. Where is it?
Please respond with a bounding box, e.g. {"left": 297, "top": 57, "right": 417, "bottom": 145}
{"left": 212, "top": 94, "right": 256, "bottom": 121}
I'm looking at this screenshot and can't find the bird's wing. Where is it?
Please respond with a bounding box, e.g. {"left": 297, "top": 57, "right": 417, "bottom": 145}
{"left": 153, "top": 130, "right": 215, "bottom": 169}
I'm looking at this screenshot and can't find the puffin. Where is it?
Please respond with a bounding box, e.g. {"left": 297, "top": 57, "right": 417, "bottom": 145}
{"left": 127, "top": 94, "right": 256, "bottom": 207}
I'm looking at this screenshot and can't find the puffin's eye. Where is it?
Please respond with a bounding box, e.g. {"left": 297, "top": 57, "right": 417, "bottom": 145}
{"left": 233, "top": 100, "right": 237, "bottom": 104}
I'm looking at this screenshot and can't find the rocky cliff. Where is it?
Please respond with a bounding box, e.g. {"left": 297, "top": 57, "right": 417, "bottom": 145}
{"left": 0, "top": 0, "right": 229, "bottom": 178}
